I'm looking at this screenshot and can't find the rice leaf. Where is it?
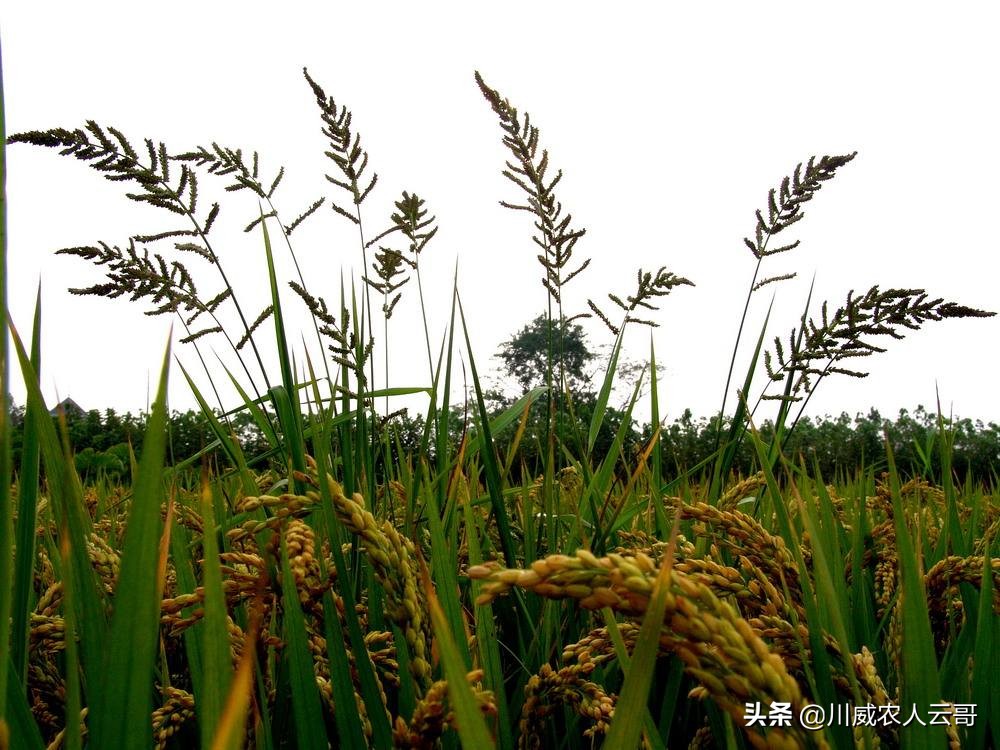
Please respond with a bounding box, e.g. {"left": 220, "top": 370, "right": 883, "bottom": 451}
{"left": 8, "top": 324, "right": 108, "bottom": 695}
{"left": 2, "top": 658, "right": 42, "bottom": 750}
{"left": 456, "top": 293, "right": 516, "bottom": 567}
{"left": 196, "top": 480, "right": 233, "bottom": 747}
{"left": 258, "top": 209, "right": 305, "bottom": 478}
{"left": 209, "top": 603, "right": 262, "bottom": 750}
{"left": 279, "top": 535, "right": 328, "bottom": 750}
{"left": 89, "top": 336, "right": 172, "bottom": 749}
{"left": 459, "top": 473, "right": 513, "bottom": 750}
{"left": 0, "top": 48, "right": 13, "bottom": 738}
{"left": 423, "top": 560, "right": 495, "bottom": 749}
{"left": 587, "top": 330, "right": 622, "bottom": 455}
{"left": 603, "top": 547, "right": 674, "bottom": 749}
{"left": 884, "top": 440, "right": 946, "bottom": 750}
{"left": 967, "top": 549, "right": 995, "bottom": 749}
{"left": 10, "top": 287, "right": 41, "bottom": 682}
{"left": 301, "top": 357, "right": 369, "bottom": 748}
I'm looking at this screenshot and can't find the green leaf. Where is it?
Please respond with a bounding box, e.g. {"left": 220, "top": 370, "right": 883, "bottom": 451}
{"left": 304, "top": 354, "right": 394, "bottom": 749}
{"left": 279, "top": 536, "right": 329, "bottom": 750}
{"left": 712, "top": 299, "right": 773, "bottom": 499}
{"left": 588, "top": 371, "right": 644, "bottom": 552}
{"left": 8, "top": 323, "right": 108, "bottom": 696}
{"left": 0, "top": 45, "right": 12, "bottom": 737}
{"left": 599, "top": 609, "right": 667, "bottom": 750}
{"left": 966, "top": 550, "right": 994, "bottom": 749}
{"left": 648, "top": 335, "right": 668, "bottom": 539}
{"left": 603, "top": 554, "right": 672, "bottom": 750}
{"left": 424, "top": 561, "right": 495, "bottom": 749}
{"left": 196, "top": 481, "right": 233, "bottom": 748}
{"left": 588, "top": 330, "right": 623, "bottom": 454}
{"left": 258, "top": 208, "right": 305, "bottom": 478}
{"left": 3, "top": 658, "right": 43, "bottom": 750}
{"left": 178, "top": 361, "right": 256, "bottom": 496}
{"left": 219, "top": 359, "right": 278, "bottom": 446}
{"left": 460, "top": 480, "right": 513, "bottom": 750}
{"left": 169, "top": 517, "right": 204, "bottom": 713}
{"left": 10, "top": 287, "right": 42, "bottom": 683}
{"left": 884, "top": 441, "right": 945, "bottom": 750}
{"left": 89, "top": 336, "right": 172, "bottom": 750}
{"left": 457, "top": 293, "right": 516, "bottom": 567}
{"left": 300, "top": 354, "right": 370, "bottom": 748}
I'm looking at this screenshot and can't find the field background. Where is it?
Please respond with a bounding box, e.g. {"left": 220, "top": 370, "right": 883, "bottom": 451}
{"left": 1, "top": 4, "right": 999, "bottom": 749}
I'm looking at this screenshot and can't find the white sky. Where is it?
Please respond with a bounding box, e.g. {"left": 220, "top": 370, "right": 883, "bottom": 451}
{"left": 4, "top": 3, "right": 1000, "bottom": 425}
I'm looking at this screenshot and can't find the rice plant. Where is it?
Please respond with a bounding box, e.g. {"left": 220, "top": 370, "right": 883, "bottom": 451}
{"left": 1, "top": 51, "right": 998, "bottom": 750}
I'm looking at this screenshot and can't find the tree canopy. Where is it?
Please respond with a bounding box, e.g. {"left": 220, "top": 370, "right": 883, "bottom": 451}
{"left": 497, "top": 314, "right": 594, "bottom": 393}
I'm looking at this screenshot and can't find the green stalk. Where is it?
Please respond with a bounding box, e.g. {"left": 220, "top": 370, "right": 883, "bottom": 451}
{"left": 0, "top": 36, "right": 12, "bottom": 739}
{"left": 301, "top": 363, "right": 369, "bottom": 747}
{"left": 648, "top": 336, "right": 668, "bottom": 539}
{"left": 279, "top": 537, "right": 328, "bottom": 750}
{"left": 307, "top": 379, "right": 394, "bottom": 748}
{"left": 603, "top": 549, "right": 675, "bottom": 750}
{"left": 9, "top": 324, "right": 108, "bottom": 705}
{"left": 456, "top": 293, "right": 516, "bottom": 567}
{"left": 9, "top": 288, "right": 40, "bottom": 683}
{"left": 258, "top": 210, "right": 306, "bottom": 485}
{"left": 195, "top": 480, "right": 233, "bottom": 748}
{"left": 884, "top": 440, "right": 946, "bottom": 750}
{"left": 89, "top": 337, "right": 172, "bottom": 749}
{"left": 57, "top": 530, "right": 81, "bottom": 750}
{"left": 460, "top": 485, "right": 513, "bottom": 750}
{"left": 423, "top": 560, "right": 496, "bottom": 749}
{"left": 265, "top": 195, "right": 336, "bottom": 401}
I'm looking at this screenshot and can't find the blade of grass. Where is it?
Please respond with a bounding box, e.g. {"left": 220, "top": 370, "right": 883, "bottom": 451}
{"left": 218, "top": 358, "right": 278, "bottom": 446}
{"left": 57, "top": 530, "right": 81, "bottom": 750}
{"left": 459, "top": 472, "right": 513, "bottom": 750}
{"left": 2, "top": 658, "right": 42, "bottom": 750}
{"left": 209, "top": 600, "right": 263, "bottom": 750}
{"left": 178, "top": 361, "right": 256, "bottom": 496}
{"left": 884, "top": 438, "right": 945, "bottom": 750}
{"left": 422, "top": 559, "right": 496, "bottom": 749}
{"left": 301, "top": 353, "right": 369, "bottom": 748}
{"left": 8, "top": 323, "right": 108, "bottom": 693}
{"left": 456, "top": 293, "right": 516, "bottom": 567}
{"left": 10, "top": 287, "right": 41, "bottom": 683}
{"left": 279, "top": 532, "right": 329, "bottom": 750}
{"left": 259, "top": 209, "right": 295, "bottom": 418}
{"left": 787, "top": 476, "right": 864, "bottom": 749}
{"left": 603, "top": 525, "right": 677, "bottom": 750}
{"left": 712, "top": 298, "right": 773, "bottom": 500}
{"left": 89, "top": 335, "right": 172, "bottom": 750}
{"left": 305, "top": 357, "right": 394, "bottom": 749}
{"left": 599, "top": 608, "right": 668, "bottom": 750}
{"left": 168, "top": 510, "right": 205, "bottom": 711}
{"left": 587, "top": 329, "right": 623, "bottom": 455}
{"left": 0, "top": 39, "right": 12, "bottom": 741}
{"left": 745, "top": 415, "right": 838, "bottom": 727}
{"left": 648, "top": 335, "right": 668, "bottom": 539}
{"left": 196, "top": 479, "right": 233, "bottom": 748}
{"left": 259, "top": 209, "right": 306, "bottom": 482}
{"left": 584, "top": 372, "right": 644, "bottom": 553}
{"left": 970, "top": 550, "right": 999, "bottom": 749}
{"left": 421, "top": 470, "right": 471, "bottom": 668}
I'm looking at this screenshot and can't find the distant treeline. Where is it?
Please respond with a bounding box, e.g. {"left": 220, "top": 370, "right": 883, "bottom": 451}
{"left": 8, "top": 404, "right": 269, "bottom": 480}
{"left": 649, "top": 406, "right": 1000, "bottom": 485}
{"left": 9, "top": 400, "right": 999, "bottom": 485}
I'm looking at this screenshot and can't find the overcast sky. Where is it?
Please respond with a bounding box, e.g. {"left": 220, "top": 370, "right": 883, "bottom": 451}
{"left": 4, "top": 3, "right": 1000, "bottom": 424}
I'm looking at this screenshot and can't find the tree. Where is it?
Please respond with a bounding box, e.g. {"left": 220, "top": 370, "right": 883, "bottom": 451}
{"left": 497, "top": 314, "right": 593, "bottom": 394}
{"left": 487, "top": 316, "right": 645, "bottom": 476}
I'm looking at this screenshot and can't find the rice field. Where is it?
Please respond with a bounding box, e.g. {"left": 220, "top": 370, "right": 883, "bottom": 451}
{"left": 1, "top": 59, "right": 998, "bottom": 750}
